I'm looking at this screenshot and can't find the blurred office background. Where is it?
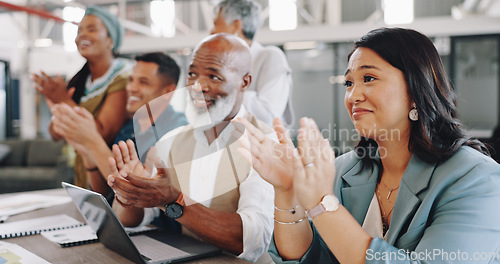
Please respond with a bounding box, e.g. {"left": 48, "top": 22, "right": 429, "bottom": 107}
{"left": 0, "top": 0, "right": 499, "bottom": 153}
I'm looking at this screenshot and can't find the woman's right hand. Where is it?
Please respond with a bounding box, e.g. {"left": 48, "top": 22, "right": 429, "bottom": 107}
{"left": 233, "top": 117, "right": 296, "bottom": 193}
{"left": 33, "top": 71, "right": 71, "bottom": 104}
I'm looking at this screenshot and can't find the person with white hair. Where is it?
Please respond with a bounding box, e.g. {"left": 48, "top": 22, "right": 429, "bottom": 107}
{"left": 211, "top": 0, "right": 295, "bottom": 128}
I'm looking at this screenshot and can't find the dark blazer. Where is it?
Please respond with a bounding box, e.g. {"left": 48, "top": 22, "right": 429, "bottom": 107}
{"left": 269, "top": 146, "right": 500, "bottom": 263}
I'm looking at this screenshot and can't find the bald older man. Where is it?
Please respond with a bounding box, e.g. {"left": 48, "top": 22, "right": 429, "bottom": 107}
{"left": 107, "top": 33, "right": 275, "bottom": 263}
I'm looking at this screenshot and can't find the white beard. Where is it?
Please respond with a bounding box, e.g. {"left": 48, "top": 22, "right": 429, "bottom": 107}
{"left": 185, "top": 88, "right": 238, "bottom": 128}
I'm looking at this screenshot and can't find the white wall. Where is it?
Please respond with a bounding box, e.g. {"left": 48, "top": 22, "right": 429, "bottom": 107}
{"left": 29, "top": 47, "right": 84, "bottom": 77}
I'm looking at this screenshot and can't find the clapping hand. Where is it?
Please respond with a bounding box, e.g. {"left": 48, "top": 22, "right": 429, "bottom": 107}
{"left": 107, "top": 140, "right": 180, "bottom": 208}
{"left": 33, "top": 72, "right": 73, "bottom": 106}
{"left": 293, "top": 118, "right": 336, "bottom": 210}
{"left": 233, "top": 117, "right": 295, "bottom": 193}
{"left": 51, "top": 104, "right": 98, "bottom": 146}
{"left": 235, "top": 116, "right": 336, "bottom": 210}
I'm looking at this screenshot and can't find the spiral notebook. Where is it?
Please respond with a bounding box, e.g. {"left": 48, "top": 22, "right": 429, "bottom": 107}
{"left": 40, "top": 224, "right": 158, "bottom": 248}
{"left": 41, "top": 225, "right": 98, "bottom": 247}
{"left": 0, "top": 214, "right": 84, "bottom": 239}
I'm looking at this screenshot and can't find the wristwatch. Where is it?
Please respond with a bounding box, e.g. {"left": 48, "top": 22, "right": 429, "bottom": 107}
{"left": 165, "top": 192, "right": 185, "bottom": 219}
{"left": 306, "top": 194, "right": 339, "bottom": 219}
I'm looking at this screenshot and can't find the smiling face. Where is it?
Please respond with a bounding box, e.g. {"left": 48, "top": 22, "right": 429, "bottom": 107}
{"left": 185, "top": 35, "right": 250, "bottom": 126}
{"left": 344, "top": 47, "right": 413, "bottom": 142}
{"left": 126, "top": 61, "right": 170, "bottom": 116}
{"left": 75, "top": 15, "right": 113, "bottom": 59}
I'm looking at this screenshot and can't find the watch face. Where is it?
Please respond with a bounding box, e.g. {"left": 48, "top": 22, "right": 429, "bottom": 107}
{"left": 165, "top": 203, "right": 183, "bottom": 219}
{"left": 322, "top": 195, "right": 339, "bottom": 211}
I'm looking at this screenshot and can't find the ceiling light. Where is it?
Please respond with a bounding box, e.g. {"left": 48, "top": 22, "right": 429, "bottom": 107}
{"left": 383, "top": 0, "right": 414, "bottom": 25}
{"left": 150, "top": 0, "right": 176, "bottom": 38}
{"left": 269, "top": 0, "right": 297, "bottom": 31}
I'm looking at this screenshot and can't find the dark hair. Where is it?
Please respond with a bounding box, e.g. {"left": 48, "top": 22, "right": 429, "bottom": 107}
{"left": 349, "top": 27, "right": 488, "bottom": 169}
{"left": 68, "top": 63, "right": 90, "bottom": 104}
{"left": 135, "top": 52, "right": 180, "bottom": 87}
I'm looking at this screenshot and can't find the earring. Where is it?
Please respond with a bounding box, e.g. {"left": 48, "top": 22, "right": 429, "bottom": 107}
{"left": 409, "top": 103, "right": 418, "bottom": 121}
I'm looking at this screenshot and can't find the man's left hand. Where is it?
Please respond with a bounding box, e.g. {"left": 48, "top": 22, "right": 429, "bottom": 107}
{"left": 108, "top": 141, "right": 180, "bottom": 208}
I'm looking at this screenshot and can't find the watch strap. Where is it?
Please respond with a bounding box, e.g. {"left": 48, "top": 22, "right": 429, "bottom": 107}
{"left": 306, "top": 201, "right": 325, "bottom": 219}
{"left": 175, "top": 192, "right": 185, "bottom": 207}
{"left": 306, "top": 194, "right": 339, "bottom": 219}
{"left": 164, "top": 192, "right": 185, "bottom": 219}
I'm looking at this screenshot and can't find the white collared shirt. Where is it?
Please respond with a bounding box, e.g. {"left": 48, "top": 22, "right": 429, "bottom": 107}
{"left": 141, "top": 106, "right": 275, "bottom": 262}
{"left": 244, "top": 41, "right": 294, "bottom": 127}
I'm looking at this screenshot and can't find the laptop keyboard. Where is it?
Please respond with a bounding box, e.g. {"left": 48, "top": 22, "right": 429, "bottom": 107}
{"left": 131, "top": 235, "right": 191, "bottom": 262}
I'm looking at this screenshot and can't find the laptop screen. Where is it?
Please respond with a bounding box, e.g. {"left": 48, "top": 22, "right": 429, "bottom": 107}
{"left": 62, "top": 182, "right": 147, "bottom": 264}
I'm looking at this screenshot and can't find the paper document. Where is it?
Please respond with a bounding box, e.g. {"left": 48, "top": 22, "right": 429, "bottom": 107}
{"left": 0, "top": 194, "right": 71, "bottom": 217}
{"left": 0, "top": 214, "right": 84, "bottom": 239}
{"left": 0, "top": 241, "right": 50, "bottom": 264}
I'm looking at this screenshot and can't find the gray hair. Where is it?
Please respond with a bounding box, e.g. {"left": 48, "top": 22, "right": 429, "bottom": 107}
{"left": 215, "top": 0, "right": 262, "bottom": 40}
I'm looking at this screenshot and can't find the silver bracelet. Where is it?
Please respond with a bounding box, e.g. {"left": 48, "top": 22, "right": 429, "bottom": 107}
{"left": 274, "top": 204, "right": 300, "bottom": 214}
{"left": 273, "top": 217, "right": 307, "bottom": 225}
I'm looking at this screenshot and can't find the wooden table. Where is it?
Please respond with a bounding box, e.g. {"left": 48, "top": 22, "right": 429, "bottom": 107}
{"left": 0, "top": 188, "right": 249, "bottom": 264}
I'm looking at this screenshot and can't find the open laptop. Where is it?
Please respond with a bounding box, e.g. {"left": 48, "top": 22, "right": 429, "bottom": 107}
{"left": 62, "top": 182, "right": 221, "bottom": 264}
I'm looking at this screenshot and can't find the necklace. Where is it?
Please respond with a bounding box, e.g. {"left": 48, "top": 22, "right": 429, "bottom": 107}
{"left": 380, "top": 181, "right": 400, "bottom": 200}
{"left": 376, "top": 187, "right": 396, "bottom": 235}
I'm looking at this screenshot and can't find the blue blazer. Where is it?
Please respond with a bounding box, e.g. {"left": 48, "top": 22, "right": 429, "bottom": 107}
{"left": 269, "top": 146, "right": 500, "bottom": 263}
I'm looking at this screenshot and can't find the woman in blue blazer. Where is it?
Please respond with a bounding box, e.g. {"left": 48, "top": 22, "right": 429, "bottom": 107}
{"left": 235, "top": 27, "right": 500, "bottom": 263}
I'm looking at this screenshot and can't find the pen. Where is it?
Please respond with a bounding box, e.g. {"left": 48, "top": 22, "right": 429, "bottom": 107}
{"left": 0, "top": 215, "right": 9, "bottom": 223}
